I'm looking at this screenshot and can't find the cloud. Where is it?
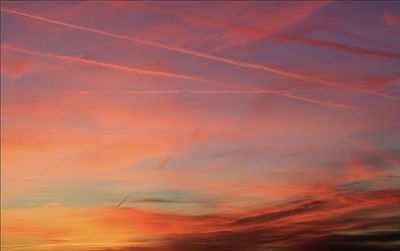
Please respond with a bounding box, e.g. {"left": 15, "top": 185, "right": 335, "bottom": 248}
{"left": 2, "top": 44, "right": 355, "bottom": 109}
{"left": 3, "top": 188, "right": 400, "bottom": 251}
{"left": 75, "top": 188, "right": 400, "bottom": 251}
{"left": 83, "top": 222, "right": 400, "bottom": 251}
{"left": 2, "top": 3, "right": 400, "bottom": 251}
{"left": 232, "top": 200, "right": 325, "bottom": 226}
{"left": 120, "top": 2, "right": 400, "bottom": 59}
{"left": 1, "top": 44, "right": 248, "bottom": 90}
{"left": 158, "top": 156, "right": 172, "bottom": 170}
{"left": 116, "top": 195, "right": 131, "bottom": 208}
{"left": 1, "top": 7, "right": 395, "bottom": 99}
{"left": 115, "top": 1, "right": 328, "bottom": 52}
{"left": 361, "top": 75, "right": 400, "bottom": 90}
{"left": 1, "top": 53, "right": 37, "bottom": 79}
{"left": 290, "top": 231, "right": 400, "bottom": 251}
{"left": 341, "top": 149, "right": 400, "bottom": 183}
{"left": 273, "top": 33, "right": 400, "bottom": 59}
{"left": 383, "top": 10, "right": 400, "bottom": 26}
{"left": 66, "top": 89, "right": 354, "bottom": 109}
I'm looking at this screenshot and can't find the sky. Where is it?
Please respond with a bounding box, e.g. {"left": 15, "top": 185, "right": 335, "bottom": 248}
{"left": 1, "top": 1, "right": 400, "bottom": 251}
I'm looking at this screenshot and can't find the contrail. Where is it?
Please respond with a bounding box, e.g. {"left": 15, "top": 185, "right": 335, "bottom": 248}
{"left": 2, "top": 44, "right": 246, "bottom": 90}
{"left": 68, "top": 89, "right": 353, "bottom": 109}
{"left": 0, "top": 7, "right": 395, "bottom": 99}
{"left": 3, "top": 45, "right": 353, "bottom": 109}
{"left": 273, "top": 33, "right": 400, "bottom": 59}
{"left": 70, "top": 89, "right": 299, "bottom": 95}
{"left": 159, "top": 156, "right": 172, "bottom": 170}
{"left": 116, "top": 195, "right": 131, "bottom": 208}
{"left": 122, "top": 2, "right": 400, "bottom": 59}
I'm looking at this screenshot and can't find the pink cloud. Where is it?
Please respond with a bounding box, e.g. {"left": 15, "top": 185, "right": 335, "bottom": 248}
{"left": 1, "top": 53, "right": 37, "bottom": 79}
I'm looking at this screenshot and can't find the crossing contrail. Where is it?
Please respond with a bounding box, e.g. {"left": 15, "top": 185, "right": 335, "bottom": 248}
{"left": 1, "top": 7, "right": 396, "bottom": 99}
{"left": 3, "top": 44, "right": 353, "bottom": 109}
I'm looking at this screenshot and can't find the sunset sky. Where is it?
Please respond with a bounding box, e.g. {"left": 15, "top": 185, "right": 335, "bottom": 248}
{"left": 1, "top": 1, "right": 400, "bottom": 251}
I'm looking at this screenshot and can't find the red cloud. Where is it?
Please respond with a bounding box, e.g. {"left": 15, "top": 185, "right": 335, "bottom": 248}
{"left": 384, "top": 10, "right": 400, "bottom": 26}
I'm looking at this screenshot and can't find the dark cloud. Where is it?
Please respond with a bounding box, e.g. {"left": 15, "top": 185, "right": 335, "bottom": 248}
{"left": 84, "top": 189, "right": 400, "bottom": 251}
{"left": 289, "top": 231, "right": 400, "bottom": 251}
{"left": 84, "top": 230, "right": 400, "bottom": 251}
{"left": 232, "top": 200, "right": 325, "bottom": 225}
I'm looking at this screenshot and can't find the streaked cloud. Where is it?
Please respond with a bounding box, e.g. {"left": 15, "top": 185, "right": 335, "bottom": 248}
{"left": 1, "top": 1, "right": 399, "bottom": 251}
